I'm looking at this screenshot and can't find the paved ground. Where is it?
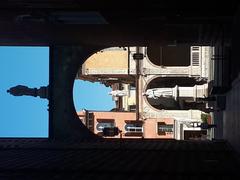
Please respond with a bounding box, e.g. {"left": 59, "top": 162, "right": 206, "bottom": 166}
{"left": 0, "top": 139, "right": 239, "bottom": 180}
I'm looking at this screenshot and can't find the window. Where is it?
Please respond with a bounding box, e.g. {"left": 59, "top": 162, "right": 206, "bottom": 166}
{"left": 192, "top": 46, "right": 200, "bottom": 51}
{"left": 125, "top": 123, "right": 143, "bottom": 132}
{"left": 86, "top": 112, "right": 94, "bottom": 132}
{"left": 157, "top": 122, "right": 173, "bottom": 135}
{"left": 124, "top": 121, "right": 143, "bottom": 137}
{"left": 96, "top": 122, "right": 114, "bottom": 131}
{"left": 129, "top": 105, "right": 136, "bottom": 112}
{"left": 130, "top": 85, "right": 136, "bottom": 90}
{"left": 96, "top": 119, "right": 115, "bottom": 132}
{"left": 191, "top": 46, "right": 200, "bottom": 66}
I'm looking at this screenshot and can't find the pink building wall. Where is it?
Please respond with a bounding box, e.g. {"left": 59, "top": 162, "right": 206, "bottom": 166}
{"left": 144, "top": 118, "right": 174, "bottom": 139}
{"left": 77, "top": 111, "right": 174, "bottom": 139}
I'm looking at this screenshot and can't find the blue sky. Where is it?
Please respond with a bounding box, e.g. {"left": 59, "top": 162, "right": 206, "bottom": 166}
{"left": 0, "top": 47, "right": 114, "bottom": 138}
{"left": 73, "top": 80, "right": 114, "bottom": 112}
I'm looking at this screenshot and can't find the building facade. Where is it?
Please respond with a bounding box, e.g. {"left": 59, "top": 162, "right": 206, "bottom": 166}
{"left": 78, "top": 111, "right": 175, "bottom": 139}
{"left": 76, "top": 46, "right": 213, "bottom": 139}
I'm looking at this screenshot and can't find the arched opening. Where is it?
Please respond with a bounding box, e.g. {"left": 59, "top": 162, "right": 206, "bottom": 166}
{"left": 144, "top": 76, "right": 207, "bottom": 111}
{"left": 73, "top": 47, "right": 137, "bottom": 138}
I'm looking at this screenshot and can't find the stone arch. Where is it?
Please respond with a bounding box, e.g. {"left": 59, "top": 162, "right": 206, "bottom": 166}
{"left": 50, "top": 46, "right": 108, "bottom": 141}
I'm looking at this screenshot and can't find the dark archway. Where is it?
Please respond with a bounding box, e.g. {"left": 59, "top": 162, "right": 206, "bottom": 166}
{"left": 50, "top": 46, "right": 108, "bottom": 141}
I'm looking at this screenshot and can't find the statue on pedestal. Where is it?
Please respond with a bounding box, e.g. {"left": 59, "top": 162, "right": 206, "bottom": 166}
{"left": 108, "top": 90, "right": 128, "bottom": 97}
{"left": 7, "top": 85, "right": 48, "bottom": 99}
{"left": 143, "top": 88, "right": 173, "bottom": 99}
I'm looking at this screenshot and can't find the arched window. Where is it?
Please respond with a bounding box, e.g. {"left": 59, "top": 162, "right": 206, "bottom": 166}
{"left": 125, "top": 121, "right": 143, "bottom": 132}
{"left": 96, "top": 119, "right": 115, "bottom": 132}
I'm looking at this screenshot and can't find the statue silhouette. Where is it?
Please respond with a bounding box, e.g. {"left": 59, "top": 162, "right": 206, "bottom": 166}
{"left": 7, "top": 85, "right": 48, "bottom": 99}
